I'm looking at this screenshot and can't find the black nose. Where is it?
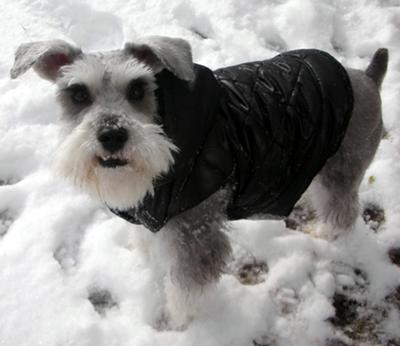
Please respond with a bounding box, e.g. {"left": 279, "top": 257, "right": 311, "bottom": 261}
{"left": 97, "top": 127, "right": 129, "bottom": 153}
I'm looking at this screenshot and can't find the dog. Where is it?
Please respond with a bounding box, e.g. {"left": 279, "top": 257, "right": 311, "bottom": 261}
{"left": 10, "top": 36, "right": 388, "bottom": 328}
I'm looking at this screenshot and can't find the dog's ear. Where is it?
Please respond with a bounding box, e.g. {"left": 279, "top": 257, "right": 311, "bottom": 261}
{"left": 124, "top": 36, "right": 194, "bottom": 81}
{"left": 10, "top": 40, "right": 82, "bottom": 81}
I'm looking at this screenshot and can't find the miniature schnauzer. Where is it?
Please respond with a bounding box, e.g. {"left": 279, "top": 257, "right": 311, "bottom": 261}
{"left": 10, "top": 36, "right": 388, "bottom": 328}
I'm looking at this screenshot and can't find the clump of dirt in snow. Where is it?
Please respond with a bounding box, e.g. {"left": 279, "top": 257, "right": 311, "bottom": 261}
{"left": 88, "top": 288, "right": 118, "bottom": 315}
{"left": 362, "top": 203, "right": 386, "bottom": 232}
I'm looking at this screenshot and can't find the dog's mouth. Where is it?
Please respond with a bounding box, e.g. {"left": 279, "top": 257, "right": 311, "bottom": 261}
{"left": 97, "top": 155, "right": 128, "bottom": 168}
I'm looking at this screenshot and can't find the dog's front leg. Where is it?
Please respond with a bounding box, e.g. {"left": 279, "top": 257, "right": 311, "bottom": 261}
{"left": 159, "top": 193, "right": 232, "bottom": 329}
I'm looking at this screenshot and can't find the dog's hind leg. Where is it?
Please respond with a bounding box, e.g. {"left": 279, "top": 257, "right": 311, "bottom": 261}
{"left": 309, "top": 49, "right": 388, "bottom": 237}
{"left": 309, "top": 170, "right": 361, "bottom": 236}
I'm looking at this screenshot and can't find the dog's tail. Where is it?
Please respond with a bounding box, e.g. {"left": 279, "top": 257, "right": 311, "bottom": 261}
{"left": 365, "top": 48, "right": 389, "bottom": 88}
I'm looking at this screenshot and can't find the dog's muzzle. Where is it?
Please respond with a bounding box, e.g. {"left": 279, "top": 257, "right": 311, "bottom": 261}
{"left": 96, "top": 117, "right": 129, "bottom": 168}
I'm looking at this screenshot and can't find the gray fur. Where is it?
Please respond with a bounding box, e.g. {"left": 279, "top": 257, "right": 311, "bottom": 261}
{"left": 309, "top": 67, "right": 384, "bottom": 231}
{"left": 365, "top": 48, "right": 389, "bottom": 88}
{"left": 125, "top": 36, "right": 195, "bottom": 81}
{"left": 163, "top": 189, "right": 232, "bottom": 291}
{"left": 10, "top": 40, "right": 82, "bottom": 81}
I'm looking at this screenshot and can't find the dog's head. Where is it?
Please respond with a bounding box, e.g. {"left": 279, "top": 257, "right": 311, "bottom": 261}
{"left": 10, "top": 36, "right": 194, "bottom": 209}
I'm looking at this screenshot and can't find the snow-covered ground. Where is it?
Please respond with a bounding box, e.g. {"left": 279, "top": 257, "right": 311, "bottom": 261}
{"left": 1, "top": 0, "right": 400, "bottom": 345}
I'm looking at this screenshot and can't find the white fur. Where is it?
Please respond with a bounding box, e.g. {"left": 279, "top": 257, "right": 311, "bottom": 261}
{"left": 58, "top": 56, "right": 106, "bottom": 90}
{"left": 54, "top": 114, "right": 177, "bottom": 209}
{"left": 58, "top": 55, "right": 157, "bottom": 97}
{"left": 111, "top": 59, "right": 156, "bottom": 91}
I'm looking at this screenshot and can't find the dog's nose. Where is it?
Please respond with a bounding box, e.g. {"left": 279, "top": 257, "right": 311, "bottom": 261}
{"left": 97, "top": 127, "right": 129, "bottom": 153}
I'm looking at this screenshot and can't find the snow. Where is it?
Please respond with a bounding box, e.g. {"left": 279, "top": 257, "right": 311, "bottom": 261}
{"left": 1, "top": 0, "right": 400, "bottom": 345}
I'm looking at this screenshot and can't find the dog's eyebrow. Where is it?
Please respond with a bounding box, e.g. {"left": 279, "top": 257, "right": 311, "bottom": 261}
{"left": 58, "top": 56, "right": 106, "bottom": 88}
{"left": 62, "top": 82, "right": 87, "bottom": 89}
{"left": 60, "top": 83, "right": 91, "bottom": 94}
{"left": 126, "top": 77, "right": 148, "bottom": 86}
{"left": 110, "top": 60, "right": 155, "bottom": 87}
{"left": 122, "top": 73, "right": 154, "bottom": 87}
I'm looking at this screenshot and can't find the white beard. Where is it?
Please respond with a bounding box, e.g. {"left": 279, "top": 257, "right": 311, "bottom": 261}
{"left": 54, "top": 116, "right": 177, "bottom": 209}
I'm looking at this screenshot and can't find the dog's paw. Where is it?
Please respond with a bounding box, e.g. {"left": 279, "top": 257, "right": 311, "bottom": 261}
{"left": 153, "top": 307, "right": 192, "bottom": 331}
{"left": 152, "top": 310, "right": 178, "bottom": 331}
{"left": 163, "top": 280, "right": 200, "bottom": 331}
{"left": 285, "top": 202, "right": 317, "bottom": 231}
{"left": 305, "top": 222, "right": 343, "bottom": 241}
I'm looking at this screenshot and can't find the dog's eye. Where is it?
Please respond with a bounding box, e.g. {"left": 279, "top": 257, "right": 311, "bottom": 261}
{"left": 126, "top": 79, "right": 145, "bottom": 102}
{"left": 67, "top": 84, "right": 91, "bottom": 104}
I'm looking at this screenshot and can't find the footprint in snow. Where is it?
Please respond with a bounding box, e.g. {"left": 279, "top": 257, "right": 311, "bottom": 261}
{"left": 88, "top": 288, "right": 118, "bottom": 316}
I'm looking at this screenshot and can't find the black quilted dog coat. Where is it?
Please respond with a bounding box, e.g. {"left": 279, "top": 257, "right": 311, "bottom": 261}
{"left": 112, "top": 49, "right": 354, "bottom": 232}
